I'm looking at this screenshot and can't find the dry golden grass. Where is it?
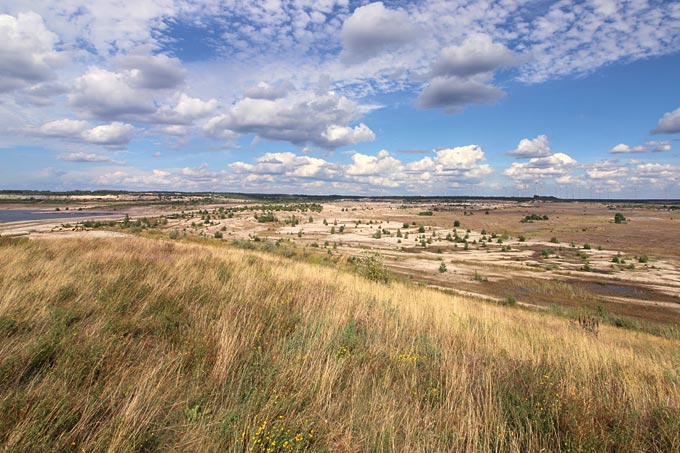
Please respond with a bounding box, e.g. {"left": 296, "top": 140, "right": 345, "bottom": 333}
{"left": 0, "top": 236, "right": 679, "bottom": 452}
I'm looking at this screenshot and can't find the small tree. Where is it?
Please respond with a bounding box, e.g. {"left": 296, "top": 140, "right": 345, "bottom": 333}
{"left": 360, "top": 253, "right": 390, "bottom": 283}
{"left": 454, "top": 220, "right": 461, "bottom": 227}
{"left": 438, "top": 262, "right": 447, "bottom": 273}
{"left": 418, "top": 225, "right": 426, "bottom": 233}
{"left": 614, "top": 212, "right": 626, "bottom": 224}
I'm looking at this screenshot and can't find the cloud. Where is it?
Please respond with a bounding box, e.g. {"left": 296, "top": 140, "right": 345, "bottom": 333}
{"left": 416, "top": 76, "right": 505, "bottom": 112}
{"left": 69, "top": 67, "right": 155, "bottom": 120}
{"left": 70, "top": 64, "right": 212, "bottom": 127}
{"left": 504, "top": 152, "right": 577, "bottom": 183}
{"left": 518, "top": 1, "right": 680, "bottom": 82}
{"left": 340, "top": 2, "right": 418, "bottom": 64}
{"left": 16, "top": 81, "right": 68, "bottom": 106}
{"left": 81, "top": 122, "right": 136, "bottom": 146}
{"left": 432, "top": 33, "right": 524, "bottom": 78}
{"left": 609, "top": 140, "right": 672, "bottom": 154}
{"left": 116, "top": 51, "right": 186, "bottom": 90}
{"left": 0, "top": 12, "right": 60, "bottom": 93}
{"left": 244, "top": 81, "right": 294, "bottom": 100}
{"left": 405, "top": 145, "right": 494, "bottom": 186}
{"left": 652, "top": 108, "right": 680, "bottom": 134}
{"left": 37, "top": 119, "right": 90, "bottom": 139}
{"left": 417, "top": 34, "right": 521, "bottom": 113}
{"left": 321, "top": 123, "right": 375, "bottom": 147}
{"left": 227, "top": 145, "right": 493, "bottom": 192}
{"left": 230, "top": 152, "right": 336, "bottom": 183}
{"left": 203, "top": 90, "right": 375, "bottom": 149}
{"left": 35, "top": 119, "right": 136, "bottom": 147}
{"left": 347, "top": 149, "right": 403, "bottom": 176}
{"left": 152, "top": 93, "right": 218, "bottom": 125}
{"left": 507, "top": 135, "right": 553, "bottom": 158}
{"left": 631, "top": 162, "right": 680, "bottom": 185}
{"left": 57, "top": 152, "right": 125, "bottom": 164}
{"left": 154, "top": 125, "right": 188, "bottom": 136}
{"left": 93, "top": 169, "right": 174, "bottom": 187}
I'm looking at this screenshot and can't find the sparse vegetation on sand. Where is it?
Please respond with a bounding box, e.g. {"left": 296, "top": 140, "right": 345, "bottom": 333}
{"left": 0, "top": 236, "right": 679, "bottom": 451}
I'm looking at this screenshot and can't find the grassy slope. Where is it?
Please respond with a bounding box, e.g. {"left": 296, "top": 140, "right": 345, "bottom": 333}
{"left": 0, "top": 237, "right": 679, "bottom": 452}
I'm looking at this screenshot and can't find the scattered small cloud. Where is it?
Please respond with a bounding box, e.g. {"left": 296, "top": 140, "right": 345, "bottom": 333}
{"left": 33, "top": 119, "right": 136, "bottom": 147}
{"left": 608, "top": 140, "right": 672, "bottom": 154}
{"left": 507, "top": 135, "right": 553, "bottom": 158}
{"left": 57, "top": 152, "right": 125, "bottom": 164}
{"left": 652, "top": 108, "right": 680, "bottom": 135}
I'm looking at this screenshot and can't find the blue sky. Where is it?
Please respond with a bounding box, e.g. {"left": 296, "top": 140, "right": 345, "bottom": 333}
{"left": 1, "top": 0, "right": 680, "bottom": 197}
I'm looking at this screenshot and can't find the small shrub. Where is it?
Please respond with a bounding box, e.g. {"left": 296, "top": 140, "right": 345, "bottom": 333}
{"left": 438, "top": 262, "right": 447, "bottom": 273}
{"left": 501, "top": 296, "right": 517, "bottom": 306}
{"left": 550, "top": 237, "right": 559, "bottom": 243}
{"left": 614, "top": 212, "right": 626, "bottom": 224}
{"left": 453, "top": 220, "right": 460, "bottom": 227}
{"left": 360, "top": 253, "right": 390, "bottom": 283}
{"left": 583, "top": 243, "right": 591, "bottom": 250}
{"left": 214, "top": 231, "right": 223, "bottom": 239}
{"left": 638, "top": 255, "right": 649, "bottom": 263}
{"left": 577, "top": 314, "right": 599, "bottom": 336}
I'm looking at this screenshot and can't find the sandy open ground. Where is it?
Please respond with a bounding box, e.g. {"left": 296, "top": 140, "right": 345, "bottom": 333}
{"left": 2, "top": 197, "right": 679, "bottom": 326}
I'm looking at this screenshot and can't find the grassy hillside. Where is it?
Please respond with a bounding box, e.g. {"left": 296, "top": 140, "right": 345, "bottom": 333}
{"left": 0, "top": 236, "right": 679, "bottom": 452}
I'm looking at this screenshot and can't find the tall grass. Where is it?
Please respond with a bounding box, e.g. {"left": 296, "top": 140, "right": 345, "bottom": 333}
{"left": 0, "top": 236, "right": 678, "bottom": 451}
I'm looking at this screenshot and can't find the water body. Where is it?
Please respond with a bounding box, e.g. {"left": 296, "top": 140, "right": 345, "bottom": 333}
{"left": 0, "top": 209, "right": 118, "bottom": 223}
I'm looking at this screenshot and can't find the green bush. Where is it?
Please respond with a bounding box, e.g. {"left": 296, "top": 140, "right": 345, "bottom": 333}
{"left": 360, "top": 253, "right": 390, "bottom": 283}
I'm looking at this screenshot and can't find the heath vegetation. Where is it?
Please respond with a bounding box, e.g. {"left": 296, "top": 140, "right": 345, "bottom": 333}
{"left": 0, "top": 236, "right": 678, "bottom": 451}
